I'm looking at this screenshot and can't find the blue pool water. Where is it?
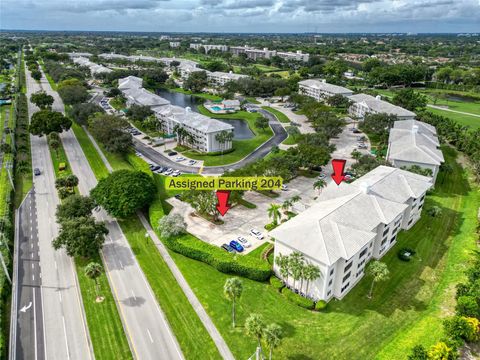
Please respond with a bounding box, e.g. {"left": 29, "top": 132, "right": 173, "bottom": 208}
{"left": 211, "top": 106, "right": 223, "bottom": 111}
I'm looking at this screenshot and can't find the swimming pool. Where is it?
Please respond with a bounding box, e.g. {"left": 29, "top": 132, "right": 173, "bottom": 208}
{"left": 211, "top": 106, "right": 223, "bottom": 111}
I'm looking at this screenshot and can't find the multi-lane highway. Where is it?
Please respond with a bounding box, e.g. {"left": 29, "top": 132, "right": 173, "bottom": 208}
{"left": 39, "top": 68, "right": 184, "bottom": 359}
{"left": 10, "top": 63, "right": 93, "bottom": 360}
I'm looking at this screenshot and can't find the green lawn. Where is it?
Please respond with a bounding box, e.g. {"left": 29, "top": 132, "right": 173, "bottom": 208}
{"left": 75, "top": 257, "right": 132, "bottom": 360}
{"left": 49, "top": 140, "right": 72, "bottom": 177}
{"left": 183, "top": 105, "right": 273, "bottom": 166}
{"left": 72, "top": 128, "right": 222, "bottom": 360}
{"left": 426, "top": 107, "right": 480, "bottom": 130}
{"left": 245, "top": 97, "right": 260, "bottom": 104}
{"left": 163, "top": 146, "right": 479, "bottom": 360}
{"left": 109, "top": 97, "right": 126, "bottom": 111}
{"left": 171, "top": 88, "right": 223, "bottom": 101}
{"left": 282, "top": 135, "right": 299, "bottom": 145}
{"left": 261, "top": 106, "right": 290, "bottom": 123}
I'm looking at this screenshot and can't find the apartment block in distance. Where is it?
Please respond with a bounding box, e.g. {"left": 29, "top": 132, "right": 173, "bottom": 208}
{"left": 387, "top": 120, "right": 444, "bottom": 183}
{"left": 348, "top": 94, "right": 416, "bottom": 120}
{"left": 206, "top": 71, "right": 249, "bottom": 87}
{"left": 118, "top": 76, "right": 233, "bottom": 153}
{"left": 298, "top": 79, "right": 354, "bottom": 101}
{"left": 271, "top": 166, "right": 432, "bottom": 302}
{"left": 190, "top": 43, "right": 229, "bottom": 53}
{"left": 230, "top": 45, "right": 309, "bottom": 62}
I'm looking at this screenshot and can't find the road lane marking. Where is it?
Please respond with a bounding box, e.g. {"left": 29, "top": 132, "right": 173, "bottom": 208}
{"left": 58, "top": 292, "right": 62, "bottom": 302}
{"left": 33, "top": 287, "right": 38, "bottom": 360}
{"left": 54, "top": 261, "right": 57, "bottom": 270}
{"left": 62, "top": 316, "right": 71, "bottom": 360}
{"left": 131, "top": 290, "right": 136, "bottom": 301}
{"left": 146, "top": 328, "right": 154, "bottom": 343}
{"left": 32, "top": 274, "right": 34, "bottom": 281}
{"left": 31, "top": 263, "right": 34, "bottom": 269}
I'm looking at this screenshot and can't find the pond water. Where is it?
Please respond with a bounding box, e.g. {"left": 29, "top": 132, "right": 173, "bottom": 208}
{"left": 444, "top": 94, "right": 478, "bottom": 103}
{"left": 156, "top": 89, "right": 254, "bottom": 139}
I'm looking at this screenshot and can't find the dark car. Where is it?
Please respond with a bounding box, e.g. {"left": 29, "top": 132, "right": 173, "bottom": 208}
{"left": 151, "top": 165, "right": 161, "bottom": 171}
{"left": 352, "top": 128, "right": 361, "bottom": 134}
{"left": 221, "top": 244, "right": 236, "bottom": 253}
{"left": 168, "top": 151, "right": 178, "bottom": 156}
{"left": 229, "top": 240, "right": 244, "bottom": 253}
{"left": 34, "top": 168, "right": 41, "bottom": 176}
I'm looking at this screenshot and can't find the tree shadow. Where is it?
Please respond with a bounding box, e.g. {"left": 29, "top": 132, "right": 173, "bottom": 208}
{"left": 121, "top": 296, "right": 146, "bottom": 307}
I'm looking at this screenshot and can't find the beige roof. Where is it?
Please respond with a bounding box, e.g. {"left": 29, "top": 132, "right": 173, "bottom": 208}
{"left": 349, "top": 93, "right": 416, "bottom": 118}
{"left": 298, "top": 79, "right": 353, "bottom": 95}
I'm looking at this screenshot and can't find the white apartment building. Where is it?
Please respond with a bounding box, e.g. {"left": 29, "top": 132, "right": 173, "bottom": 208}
{"left": 71, "top": 56, "right": 112, "bottom": 75}
{"left": 169, "top": 42, "right": 181, "bottom": 48}
{"left": 271, "top": 166, "right": 433, "bottom": 302}
{"left": 118, "top": 76, "right": 233, "bottom": 153}
{"left": 206, "top": 71, "right": 249, "bottom": 87}
{"left": 387, "top": 120, "right": 444, "bottom": 183}
{"left": 348, "top": 94, "right": 416, "bottom": 120}
{"left": 230, "top": 46, "right": 310, "bottom": 62}
{"left": 190, "top": 43, "right": 229, "bottom": 53}
{"left": 298, "top": 79, "right": 354, "bottom": 101}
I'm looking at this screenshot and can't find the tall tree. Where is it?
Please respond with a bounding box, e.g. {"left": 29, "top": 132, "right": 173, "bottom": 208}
{"left": 255, "top": 116, "right": 269, "bottom": 132}
{"left": 30, "top": 110, "right": 72, "bottom": 136}
{"left": 245, "top": 313, "right": 266, "bottom": 354}
{"left": 303, "top": 263, "right": 321, "bottom": 295}
{"left": 223, "top": 278, "right": 243, "bottom": 328}
{"left": 30, "top": 91, "right": 54, "bottom": 109}
{"left": 88, "top": 114, "right": 132, "bottom": 154}
{"left": 267, "top": 203, "right": 282, "bottom": 225}
{"left": 84, "top": 262, "right": 103, "bottom": 299}
{"left": 313, "top": 179, "right": 327, "bottom": 194}
{"left": 56, "top": 195, "right": 95, "bottom": 223}
{"left": 392, "top": 88, "right": 427, "bottom": 112}
{"left": 263, "top": 323, "right": 283, "bottom": 360}
{"left": 157, "top": 213, "right": 187, "bottom": 239}
{"left": 367, "top": 261, "right": 389, "bottom": 299}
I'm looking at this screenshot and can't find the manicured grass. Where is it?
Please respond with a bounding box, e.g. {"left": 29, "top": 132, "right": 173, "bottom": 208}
{"left": 184, "top": 105, "right": 273, "bottom": 166}
{"left": 165, "top": 146, "right": 479, "bottom": 360}
{"left": 254, "top": 64, "right": 280, "bottom": 72}
{"left": 73, "top": 130, "right": 222, "bottom": 360}
{"left": 49, "top": 139, "right": 72, "bottom": 177}
{"left": 426, "top": 107, "right": 480, "bottom": 130}
{"left": 261, "top": 106, "right": 290, "bottom": 123}
{"left": 71, "top": 123, "right": 110, "bottom": 179}
{"left": 109, "top": 97, "right": 126, "bottom": 111}
{"left": 245, "top": 97, "right": 260, "bottom": 104}
{"left": 171, "top": 88, "right": 222, "bottom": 101}
{"left": 75, "top": 257, "right": 132, "bottom": 360}
{"left": 282, "top": 135, "right": 298, "bottom": 145}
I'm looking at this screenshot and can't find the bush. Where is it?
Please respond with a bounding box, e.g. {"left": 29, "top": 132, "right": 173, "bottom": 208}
{"left": 315, "top": 300, "right": 327, "bottom": 311}
{"left": 269, "top": 276, "right": 284, "bottom": 291}
{"left": 281, "top": 287, "right": 315, "bottom": 309}
{"left": 398, "top": 247, "right": 416, "bottom": 262}
{"left": 264, "top": 223, "right": 278, "bottom": 231}
{"left": 163, "top": 234, "right": 272, "bottom": 281}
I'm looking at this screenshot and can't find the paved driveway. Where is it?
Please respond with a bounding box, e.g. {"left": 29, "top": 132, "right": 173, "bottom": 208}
{"left": 330, "top": 119, "right": 371, "bottom": 169}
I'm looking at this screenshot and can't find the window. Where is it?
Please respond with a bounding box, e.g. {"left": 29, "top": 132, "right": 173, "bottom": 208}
{"left": 344, "top": 262, "right": 352, "bottom": 272}
{"left": 327, "top": 290, "right": 331, "bottom": 296}
{"left": 341, "top": 283, "right": 350, "bottom": 293}
{"left": 381, "top": 237, "right": 388, "bottom": 246}
{"left": 408, "top": 218, "right": 413, "bottom": 225}
{"left": 382, "top": 227, "right": 390, "bottom": 237}
{"left": 342, "top": 272, "right": 351, "bottom": 283}
{"left": 369, "top": 243, "right": 373, "bottom": 248}
{"left": 420, "top": 195, "right": 425, "bottom": 202}
{"left": 330, "top": 268, "right": 334, "bottom": 276}
{"left": 328, "top": 279, "right": 333, "bottom": 286}
{"left": 359, "top": 248, "right": 368, "bottom": 258}
{"left": 357, "top": 259, "right": 366, "bottom": 269}
{"left": 356, "top": 270, "right": 363, "bottom": 277}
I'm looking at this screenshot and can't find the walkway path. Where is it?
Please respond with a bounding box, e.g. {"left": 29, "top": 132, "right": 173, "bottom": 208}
{"left": 258, "top": 99, "right": 315, "bottom": 134}
{"left": 427, "top": 104, "right": 480, "bottom": 118}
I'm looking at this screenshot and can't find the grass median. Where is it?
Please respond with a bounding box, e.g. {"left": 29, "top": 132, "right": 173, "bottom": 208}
{"left": 261, "top": 106, "right": 291, "bottom": 123}
{"left": 73, "top": 124, "right": 222, "bottom": 359}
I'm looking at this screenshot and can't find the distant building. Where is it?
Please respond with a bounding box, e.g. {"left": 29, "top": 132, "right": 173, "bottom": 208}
{"left": 67, "top": 52, "right": 93, "bottom": 58}
{"left": 190, "top": 43, "right": 229, "bottom": 53}
{"left": 298, "top": 79, "right": 353, "bottom": 101}
{"left": 230, "top": 46, "right": 309, "bottom": 62}
{"left": 348, "top": 94, "right": 416, "bottom": 120}
{"left": 206, "top": 71, "right": 249, "bottom": 87}
{"left": 118, "top": 76, "right": 233, "bottom": 153}
{"left": 169, "top": 42, "right": 181, "bottom": 48}
{"left": 71, "top": 56, "right": 112, "bottom": 75}
{"left": 271, "top": 166, "right": 433, "bottom": 302}
{"left": 387, "top": 120, "right": 444, "bottom": 183}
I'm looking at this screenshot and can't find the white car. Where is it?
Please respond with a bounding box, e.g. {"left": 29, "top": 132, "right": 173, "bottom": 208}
{"left": 318, "top": 173, "right": 327, "bottom": 180}
{"left": 250, "top": 229, "right": 264, "bottom": 240}
{"left": 172, "top": 170, "right": 181, "bottom": 177}
{"left": 188, "top": 160, "right": 197, "bottom": 166}
{"left": 237, "top": 236, "right": 251, "bottom": 248}
{"left": 164, "top": 168, "right": 174, "bottom": 175}
{"left": 281, "top": 184, "right": 288, "bottom": 191}
{"left": 175, "top": 156, "right": 186, "bottom": 162}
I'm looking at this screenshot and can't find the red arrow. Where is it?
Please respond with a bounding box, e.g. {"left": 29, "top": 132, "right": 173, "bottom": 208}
{"left": 215, "top": 190, "right": 231, "bottom": 216}
{"left": 331, "top": 159, "right": 347, "bottom": 185}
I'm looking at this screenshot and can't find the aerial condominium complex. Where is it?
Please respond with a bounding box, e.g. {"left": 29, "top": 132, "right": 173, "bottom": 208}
{"left": 230, "top": 45, "right": 310, "bottom": 62}
{"left": 118, "top": 76, "right": 233, "bottom": 153}
{"left": 387, "top": 120, "right": 444, "bottom": 183}
{"left": 206, "top": 71, "right": 249, "bottom": 87}
{"left": 348, "top": 93, "right": 416, "bottom": 120}
{"left": 298, "top": 79, "right": 354, "bottom": 101}
{"left": 70, "top": 56, "right": 112, "bottom": 74}
{"left": 271, "top": 166, "right": 433, "bottom": 302}
{"left": 190, "top": 43, "right": 229, "bottom": 53}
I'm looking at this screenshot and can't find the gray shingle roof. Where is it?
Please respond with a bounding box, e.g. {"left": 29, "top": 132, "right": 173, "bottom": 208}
{"left": 388, "top": 120, "right": 444, "bottom": 166}
{"left": 298, "top": 79, "right": 353, "bottom": 95}
{"left": 118, "top": 76, "right": 143, "bottom": 90}
{"left": 271, "top": 166, "right": 432, "bottom": 266}
{"left": 122, "top": 87, "right": 171, "bottom": 107}
{"left": 348, "top": 93, "right": 416, "bottom": 118}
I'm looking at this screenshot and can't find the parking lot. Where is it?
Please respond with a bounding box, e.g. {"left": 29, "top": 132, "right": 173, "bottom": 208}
{"left": 330, "top": 119, "right": 371, "bottom": 168}
{"left": 166, "top": 175, "right": 320, "bottom": 254}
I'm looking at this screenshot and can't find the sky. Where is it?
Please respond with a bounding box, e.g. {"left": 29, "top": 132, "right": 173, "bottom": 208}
{"left": 1, "top": 0, "right": 479, "bottom": 33}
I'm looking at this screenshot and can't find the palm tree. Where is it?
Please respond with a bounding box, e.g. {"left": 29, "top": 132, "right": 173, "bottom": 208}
{"left": 275, "top": 254, "right": 290, "bottom": 285}
{"left": 351, "top": 149, "right": 362, "bottom": 163}
{"left": 289, "top": 252, "right": 305, "bottom": 290}
{"left": 313, "top": 179, "right": 327, "bottom": 194}
{"left": 267, "top": 203, "right": 282, "bottom": 225}
{"left": 303, "top": 264, "right": 321, "bottom": 295}
{"left": 290, "top": 195, "right": 301, "bottom": 204}
{"left": 263, "top": 323, "right": 283, "bottom": 360}
{"left": 84, "top": 262, "right": 103, "bottom": 299}
{"left": 64, "top": 174, "right": 79, "bottom": 190}
{"left": 48, "top": 138, "right": 60, "bottom": 158}
{"left": 215, "top": 130, "right": 234, "bottom": 155}
{"left": 281, "top": 199, "right": 292, "bottom": 214}
{"left": 223, "top": 278, "right": 243, "bottom": 328}
{"left": 367, "top": 261, "right": 389, "bottom": 299}
{"left": 245, "top": 313, "right": 265, "bottom": 353}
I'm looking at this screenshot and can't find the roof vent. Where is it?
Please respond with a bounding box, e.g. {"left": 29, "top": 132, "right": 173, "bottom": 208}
{"left": 359, "top": 182, "right": 370, "bottom": 194}
{"left": 412, "top": 125, "right": 419, "bottom": 133}
{"left": 375, "top": 95, "right": 382, "bottom": 100}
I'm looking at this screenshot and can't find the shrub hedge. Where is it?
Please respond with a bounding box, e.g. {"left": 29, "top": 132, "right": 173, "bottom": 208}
{"left": 315, "top": 300, "right": 327, "bottom": 311}
{"left": 281, "top": 287, "right": 315, "bottom": 310}
{"left": 163, "top": 234, "right": 272, "bottom": 282}
{"left": 269, "top": 276, "right": 284, "bottom": 291}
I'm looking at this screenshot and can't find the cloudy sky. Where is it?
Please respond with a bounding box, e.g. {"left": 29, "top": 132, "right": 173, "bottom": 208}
{"left": 1, "top": 0, "right": 479, "bottom": 33}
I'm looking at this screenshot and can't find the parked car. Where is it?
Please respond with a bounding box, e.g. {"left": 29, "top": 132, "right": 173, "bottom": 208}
{"left": 151, "top": 165, "right": 161, "bottom": 171}
{"left": 229, "top": 240, "right": 244, "bottom": 253}
{"left": 352, "top": 128, "right": 361, "bottom": 134}
{"left": 168, "top": 151, "right": 178, "bottom": 156}
{"left": 237, "top": 236, "right": 251, "bottom": 248}
{"left": 188, "top": 160, "right": 197, "bottom": 166}
{"left": 34, "top": 168, "right": 41, "bottom": 176}
{"left": 164, "top": 168, "right": 174, "bottom": 175}
{"left": 250, "top": 228, "right": 264, "bottom": 240}
{"left": 358, "top": 144, "right": 368, "bottom": 149}
{"left": 281, "top": 184, "right": 288, "bottom": 191}
{"left": 318, "top": 173, "right": 327, "bottom": 180}
{"left": 221, "top": 244, "right": 236, "bottom": 253}
{"left": 175, "top": 156, "right": 186, "bottom": 162}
